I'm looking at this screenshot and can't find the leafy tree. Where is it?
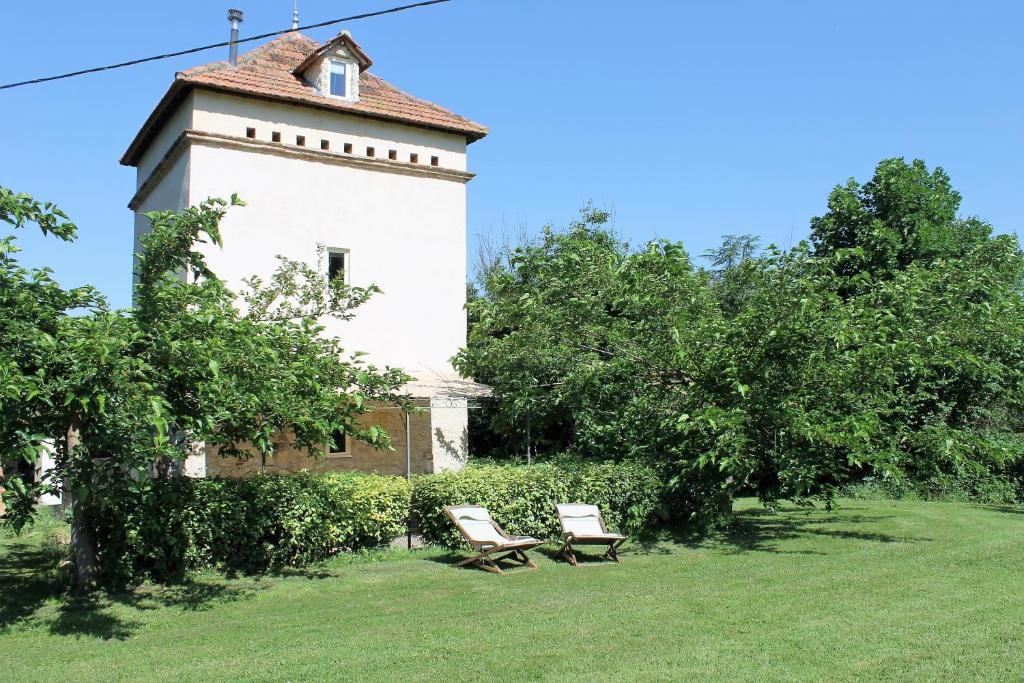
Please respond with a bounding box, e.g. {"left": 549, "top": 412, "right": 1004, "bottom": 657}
{"left": 1, "top": 189, "right": 408, "bottom": 591}
{"left": 461, "top": 160, "right": 1024, "bottom": 525}
{"left": 702, "top": 234, "right": 761, "bottom": 273}
{"left": 810, "top": 158, "right": 991, "bottom": 276}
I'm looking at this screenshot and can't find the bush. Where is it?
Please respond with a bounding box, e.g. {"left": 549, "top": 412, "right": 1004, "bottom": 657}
{"left": 843, "top": 468, "right": 1020, "bottom": 505}
{"left": 411, "top": 461, "right": 661, "bottom": 548}
{"left": 90, "top": 471, "right": 411, "bottom": 587}
{"left": 87, "top": 462, "right": 661, "bottom": 587}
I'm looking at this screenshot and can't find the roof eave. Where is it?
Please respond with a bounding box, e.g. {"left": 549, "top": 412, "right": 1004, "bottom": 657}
{"left": 123, "top": 74, "right": 489, "bottom": 167}
{"left": 196, "top": 81, "right": 489, "bottom": 140}
{"left": 120, "top": 78, "right": 190, "bottom": 167}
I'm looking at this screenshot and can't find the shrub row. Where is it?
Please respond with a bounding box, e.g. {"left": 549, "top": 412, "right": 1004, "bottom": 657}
{"left": 89, "top": 461, "right": 662, "bottom": 586}
{"left": 410, "top": 461, "right": 662, "bottom": 548}
{"left": 91, "top": 471, "right": 411, "bottom": 586}
{"left": 842, "top": 467, "right": 1021, "bottom": 506}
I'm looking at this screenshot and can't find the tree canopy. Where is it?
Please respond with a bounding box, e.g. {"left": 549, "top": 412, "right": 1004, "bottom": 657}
{"left": 459, "top": 159, "right": 1024, "bottom": 524}
{"left": 1, "top": 189, "right": 408, "bottom": 589}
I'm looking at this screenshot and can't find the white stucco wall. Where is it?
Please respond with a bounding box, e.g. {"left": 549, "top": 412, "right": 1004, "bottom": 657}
{"left": 132, "top": 149, "right": 190, "bottom": 285}
{"left": 192, "top": 90, "right": 467, "bottom": 171}
{"left": 136, "top": 92, "right": 195, "bottom": 185}
{"left": 130, "top": 89, "right": 475, "bottom": 473}
{"left": 430, "top": 397, "right": 469, "bottom": 471}
{"left": 185, "top": 141, "right": 467, "bottom": 375}
{"left": 36, "top": 441, "right": 62, "bottom": 506}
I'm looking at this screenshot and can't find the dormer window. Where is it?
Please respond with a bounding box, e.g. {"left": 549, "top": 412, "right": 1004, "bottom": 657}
{"left": 295, "top": 31, "right": 369, "bottom": 103}
{"left": 329, "top": 60, "right": 348, "bottom": 98}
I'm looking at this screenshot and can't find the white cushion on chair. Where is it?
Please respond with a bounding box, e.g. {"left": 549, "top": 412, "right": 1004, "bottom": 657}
{"left": 448, "top": 505, "right": 492, "bottom": 522}
{"left": 557, "top": 503, "right": 606, "bottom": 537}
{"left": 448, "top": 505, "right": 540, "bottom": 547}
{"left": 449, "top": 506, "right": 509, "bottom": 546}
{"left": 459, "top": 518, "right": 506, "bottom": 546}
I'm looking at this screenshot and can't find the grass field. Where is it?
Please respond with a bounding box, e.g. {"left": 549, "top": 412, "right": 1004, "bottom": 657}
{"left": 2, "top": 499, "right": 1022, "bottom": 681}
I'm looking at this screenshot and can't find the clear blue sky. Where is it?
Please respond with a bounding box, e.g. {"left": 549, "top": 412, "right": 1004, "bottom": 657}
{"left": 2, "top": 0, "right": 1021, "bottom": 308}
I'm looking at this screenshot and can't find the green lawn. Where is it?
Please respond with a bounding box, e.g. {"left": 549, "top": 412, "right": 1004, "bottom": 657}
{"left": 2, "top": 499, "right": 1023, "bottom": 681}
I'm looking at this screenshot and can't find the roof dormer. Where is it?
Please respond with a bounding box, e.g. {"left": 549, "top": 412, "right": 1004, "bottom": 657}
{"left": 293, "top": 30, "right": 373, "bottom": 103}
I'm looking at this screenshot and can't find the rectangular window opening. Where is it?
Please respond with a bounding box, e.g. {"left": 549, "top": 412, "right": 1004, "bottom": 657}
{"left": 366, "top": 146, "right": 375, "bottom": 158}
{"left": 320, "top": 139, "right": 330, "bottom": 150}
{"left": 327, "top": 250, "right": 347, "bottom": 283}
{"left": 409, "top": 153, "right": 419, "bottom": 164}
{"left": 271, "top": 131, "right": 282, "bottom": 143}
{"left": 430, "top": 155, "right": 439, "bottom": 167}
{"left": 296, "top": 135, "right": 306, "bottom": 147}
{"left": 329, "top": 60, "right": 348, "bottom": 98}
{"left": 388, "top": 149, "right": 397, "bottom": 161}
{"left": 245, "top": 127, "right": 256, "bottom": 139}
{"left": 326, "top": 428, "right": 350, "bottom": 457}
{"left": 343, "top": 142, "right": 353, "bottom": 154}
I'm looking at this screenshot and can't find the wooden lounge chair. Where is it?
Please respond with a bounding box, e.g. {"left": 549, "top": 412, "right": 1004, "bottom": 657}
{"left": 555, "top": 503, "right": 626, "bottom": 566}
{"left": 443, "top": 505, "right": 541, "bottom": 575}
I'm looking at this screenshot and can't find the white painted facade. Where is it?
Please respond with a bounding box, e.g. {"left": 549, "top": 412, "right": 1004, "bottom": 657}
{"left": 126, "top": 37, "right": 483, "bottom": 475}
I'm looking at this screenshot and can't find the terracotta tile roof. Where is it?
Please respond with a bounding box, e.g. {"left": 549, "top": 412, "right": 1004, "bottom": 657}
{"left": 122, "top": 32, "right": 487, "bottom": 166}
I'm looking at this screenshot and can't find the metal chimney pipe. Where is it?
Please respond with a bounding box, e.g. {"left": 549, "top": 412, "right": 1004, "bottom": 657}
{"left": 227, "top": 8, "right": 244, "bottom": 66}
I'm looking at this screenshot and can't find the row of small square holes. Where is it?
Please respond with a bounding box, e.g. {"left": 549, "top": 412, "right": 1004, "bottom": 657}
{"left": 245, "top": 127, "right": 439, "bottom": 166}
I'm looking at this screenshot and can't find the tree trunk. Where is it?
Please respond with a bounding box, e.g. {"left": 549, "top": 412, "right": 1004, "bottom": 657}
{"left": 67, "top": 425, "right": 98, "bottom": 595}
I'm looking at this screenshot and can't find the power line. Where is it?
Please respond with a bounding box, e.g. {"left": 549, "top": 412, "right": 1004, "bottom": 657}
{"left": 0, "top": 0, "right": 453, "bottom": 91}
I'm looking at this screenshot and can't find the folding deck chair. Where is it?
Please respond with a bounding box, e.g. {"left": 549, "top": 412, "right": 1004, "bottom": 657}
{"left": 555, "top": 503, "right": 626, "bottom": 566}
{"left": 443, "top": 505, "right": 542, "bottom": 575}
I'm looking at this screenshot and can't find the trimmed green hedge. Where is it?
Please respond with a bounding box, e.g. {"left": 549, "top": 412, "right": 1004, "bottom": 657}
{"left": 91, "top": 471, "right": 411, "bottom": 586}
{"left": 411, "top": 462, "right": 661, "bottom": 549}
{"left": 89, "top": 461, "right": 662, "bottom": 586}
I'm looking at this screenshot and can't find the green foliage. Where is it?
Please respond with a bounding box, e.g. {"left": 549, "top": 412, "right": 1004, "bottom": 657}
{"left": 1, "top": 188, "right": 408, "bottom": 541}
{"left": 809, "top": 158, "right": 987, "bottom": 275}
{"left": 89, "top": 472, "right": 412, "bottom": 587}
{"left": 2, "top": 187, "right": 412, "bottom": 592}
{"left": 460, "top": 159, "right": 1024, "bottom": 526}
{"left": 410, "top": 461, "right": 661, "bottom": 548}
{"left": 843, "top": 467, "right": 1020, "bottom": 506}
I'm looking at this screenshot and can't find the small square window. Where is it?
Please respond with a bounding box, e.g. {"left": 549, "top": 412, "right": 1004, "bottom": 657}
{"left": 320, "top": 139, "right": 330, "bottom": 150}
{"left": 326, "top": 428, "right": 350, "bottom": 457}
{"left": 329, "top": 60, "right": 347, "bottom": 98}
{"left": 430, "top": 155, "right": 439, "bottom": 167}
{"left": 388, "top": 149, "right": 397, "bottom": 161}
{"left": 271, "top": 131, "right": 281, "bottom": 143}
{"left": 410, "top": 153, "right": 419, "bottom": 164}
{"left": 327, "top": 250, "right": 347, "bottom": 283}
{"left": 245, "top": 127, "right": 256, "bottom": 139}
{"left": 366, "top": 146, "right": 375, "bottom": 158}
{"left": 343, "top": 142, "right": 353, "bottom": 154}
{"left": 296, "top": 135, "right": 306, "bottom": 147}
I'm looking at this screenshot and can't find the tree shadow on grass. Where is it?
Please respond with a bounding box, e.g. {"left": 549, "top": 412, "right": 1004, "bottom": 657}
{"left": 981, "top": 504, "right": 1024, "bottom": 516}
{"left": 631, "top": 506, "right": 925, "bottom": 557}
{"left": 0, "top": 537, "right": 66, "bottom": 631}
{"left": 0, "top": 535, "right": 261, "bottom": 640}
{"left": 48, "top": 580, "right": 261, "bottom": 640}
